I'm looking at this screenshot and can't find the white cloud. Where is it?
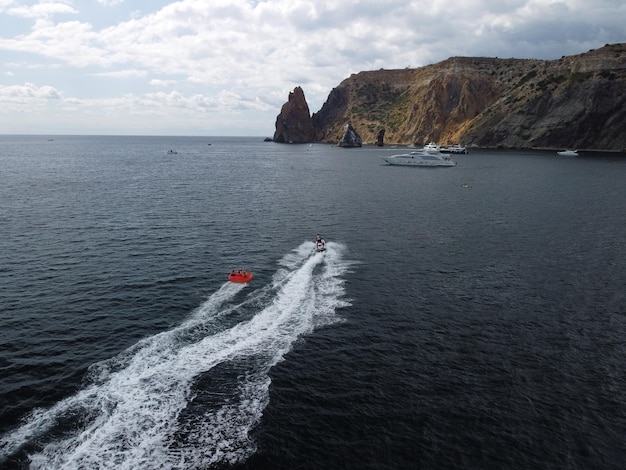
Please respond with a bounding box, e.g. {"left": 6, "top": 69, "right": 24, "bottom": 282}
{"left": 91, "top": 69, "right": 148, "bottom": 78}
{"left": 0, "top": 82, "right": 62, "bottom": 102}
{"left": 6, "top": 1, "right": 77, "bottom": 19}
{"left": 150, "top": 78, "right": 177, "bottom": 87}
{"left": 0, "top": 0, "right": 623, "bottom": 135}
{"left": 97, "top": 0, "right": 124, "bottom": 6}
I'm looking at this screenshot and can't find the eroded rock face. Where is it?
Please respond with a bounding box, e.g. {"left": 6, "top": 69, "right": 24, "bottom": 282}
{"left": 376, "top": 129, "right": 385, "bottom": 146}
{"left": 338, "top": 122, "right": 362, "bottom": 147}
{"left": 272, "top": 86, "right": 314, "bottom": 143}
{"left": 273, "top": 44, "right": 626, "bottom": 150}
{"left": 311, "top": 85, "right": 349, "bottom": 142}
{"left": 308, "top": 43, "right": 626, "bottom": 150}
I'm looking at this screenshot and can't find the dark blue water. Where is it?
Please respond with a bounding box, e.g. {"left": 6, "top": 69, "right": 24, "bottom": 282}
{"left": 1, "top": 136, "right": 625, "bottom": 469}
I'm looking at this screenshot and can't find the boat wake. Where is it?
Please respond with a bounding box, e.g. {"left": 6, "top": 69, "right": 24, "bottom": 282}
{"left": 0, "top": 241, "right": 353, "bottom": 469}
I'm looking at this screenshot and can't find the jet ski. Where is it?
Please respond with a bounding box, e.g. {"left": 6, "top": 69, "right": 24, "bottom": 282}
{"left": 315, "top": 233, "right": 326, "bottom": 252}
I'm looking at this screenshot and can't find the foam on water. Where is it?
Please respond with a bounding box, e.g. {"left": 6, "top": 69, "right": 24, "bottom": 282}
{"left": 0, "top": 242, "right": 352, "bottom": 469}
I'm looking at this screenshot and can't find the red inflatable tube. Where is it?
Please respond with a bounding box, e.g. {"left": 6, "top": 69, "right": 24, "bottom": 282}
{"left": 228, "top": 271, "right": 254, "bottom": 283}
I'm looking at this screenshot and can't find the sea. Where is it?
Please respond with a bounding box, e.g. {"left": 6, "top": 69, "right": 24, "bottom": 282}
{"left": 0, "top": 135, "right": 625, "bottom": 470}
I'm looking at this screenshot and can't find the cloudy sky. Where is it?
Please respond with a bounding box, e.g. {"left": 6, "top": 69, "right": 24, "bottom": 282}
{"left": 0, "top": 0, "right": 623, "bottom": 136}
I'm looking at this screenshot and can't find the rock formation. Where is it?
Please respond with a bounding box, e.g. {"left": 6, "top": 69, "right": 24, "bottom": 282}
{"left": 338, "top": 123, "right": 362, "bottom": 147}
{"left": 376, "top": 129, "right": 385, "bottom": 146}
{"left": 272, "top": 86, "right": 314, "bottom": 143}
{"left": 275, "top": 43, "right": 626, "bottom": 150}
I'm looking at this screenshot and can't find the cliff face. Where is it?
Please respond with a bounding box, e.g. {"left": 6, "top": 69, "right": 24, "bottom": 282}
{"left": 305, "top": 43, "right": 626, "bottom": 150}
{"left": 337, "top": 123, "right": 362, "bottom": 147}
{"left": 272, "top": 86, "right": 314, "bottom": 143}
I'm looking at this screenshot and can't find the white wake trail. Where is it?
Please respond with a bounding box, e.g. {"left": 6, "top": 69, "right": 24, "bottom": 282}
{"left": 0, "top": 242, "right": 353, "bottom": 470}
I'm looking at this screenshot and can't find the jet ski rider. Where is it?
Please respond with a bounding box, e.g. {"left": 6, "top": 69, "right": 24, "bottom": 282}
{"left": 315, "top": 233, "right": 325, "bottom": 250}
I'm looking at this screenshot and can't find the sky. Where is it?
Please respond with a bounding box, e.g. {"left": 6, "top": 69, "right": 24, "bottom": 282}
{"left": 0, "top": 0, "right": 624, "bottom": 136}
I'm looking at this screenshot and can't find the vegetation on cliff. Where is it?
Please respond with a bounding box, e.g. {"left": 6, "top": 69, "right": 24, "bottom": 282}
{"left": 277, "top": 43, "right": 626, "bottom": 150}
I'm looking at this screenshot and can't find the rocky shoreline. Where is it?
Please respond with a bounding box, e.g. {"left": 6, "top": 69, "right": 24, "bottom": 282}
{"left": 271, "top": 43, "right": 626, "bottom": 152}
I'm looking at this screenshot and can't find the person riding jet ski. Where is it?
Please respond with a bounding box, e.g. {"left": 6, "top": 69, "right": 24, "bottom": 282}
{"left": 315, "top": 233, "right": 326, "bottom": 252}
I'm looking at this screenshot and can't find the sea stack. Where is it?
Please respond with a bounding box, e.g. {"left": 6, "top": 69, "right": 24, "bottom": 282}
{"left": 338, "top": 122, "right": 362, "bottom": 147}
{"left": 273, "top": 87, "right": 315, "bottom": 143}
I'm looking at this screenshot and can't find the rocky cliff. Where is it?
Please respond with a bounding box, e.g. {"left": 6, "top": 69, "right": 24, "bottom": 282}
{"left": 272, "top": 86, "right": 315, "bottom": 143}
{"left": 275, "top": 43, "right": 626, "bottom": 150}
{"left": 337, "top": 123, "right": 362, "bottom": 147}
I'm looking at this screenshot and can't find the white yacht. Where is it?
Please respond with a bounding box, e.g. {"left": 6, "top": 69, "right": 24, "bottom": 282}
{"left": 441, "top": 144, "right": 467, "bottom": 154}
{"left": 557, "top": 149, "right": 578, "bottom": 157}
{"left": 382, "top": 151, "right": 456, "bottom": 167}
{"left": 423, "top": 142, "right": 441, "bottom": 154}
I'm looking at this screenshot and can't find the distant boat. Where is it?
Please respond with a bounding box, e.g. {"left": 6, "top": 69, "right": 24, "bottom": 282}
{"left": 382, "top": 151, "right": 456, "bottom": 167}
{"left": 167, "top": 149, "right": 178, "bottom": 154}
{"left": 557, "top": 149, "right": 578, "bottom": 157}
{"left": 441, "top": 144, "right": 467, "bottom": 154}
{"left": 422, "top": 142, "right": 441, "bottom": 154}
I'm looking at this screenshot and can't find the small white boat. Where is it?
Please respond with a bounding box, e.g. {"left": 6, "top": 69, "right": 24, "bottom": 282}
{"left": 167, "top": 149, "right": 178, "bottom": 154}
{"left": 382, "top": 151, "right": 456, "bottom": 167}
{"left": 423, "top": 142, "right": 441, "bottom": 154}
{"left": 557, "top": 149, "right": 578, "bottom": 157}
{"left": 441, "top": 144, "right": 467, "bottom": 154}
